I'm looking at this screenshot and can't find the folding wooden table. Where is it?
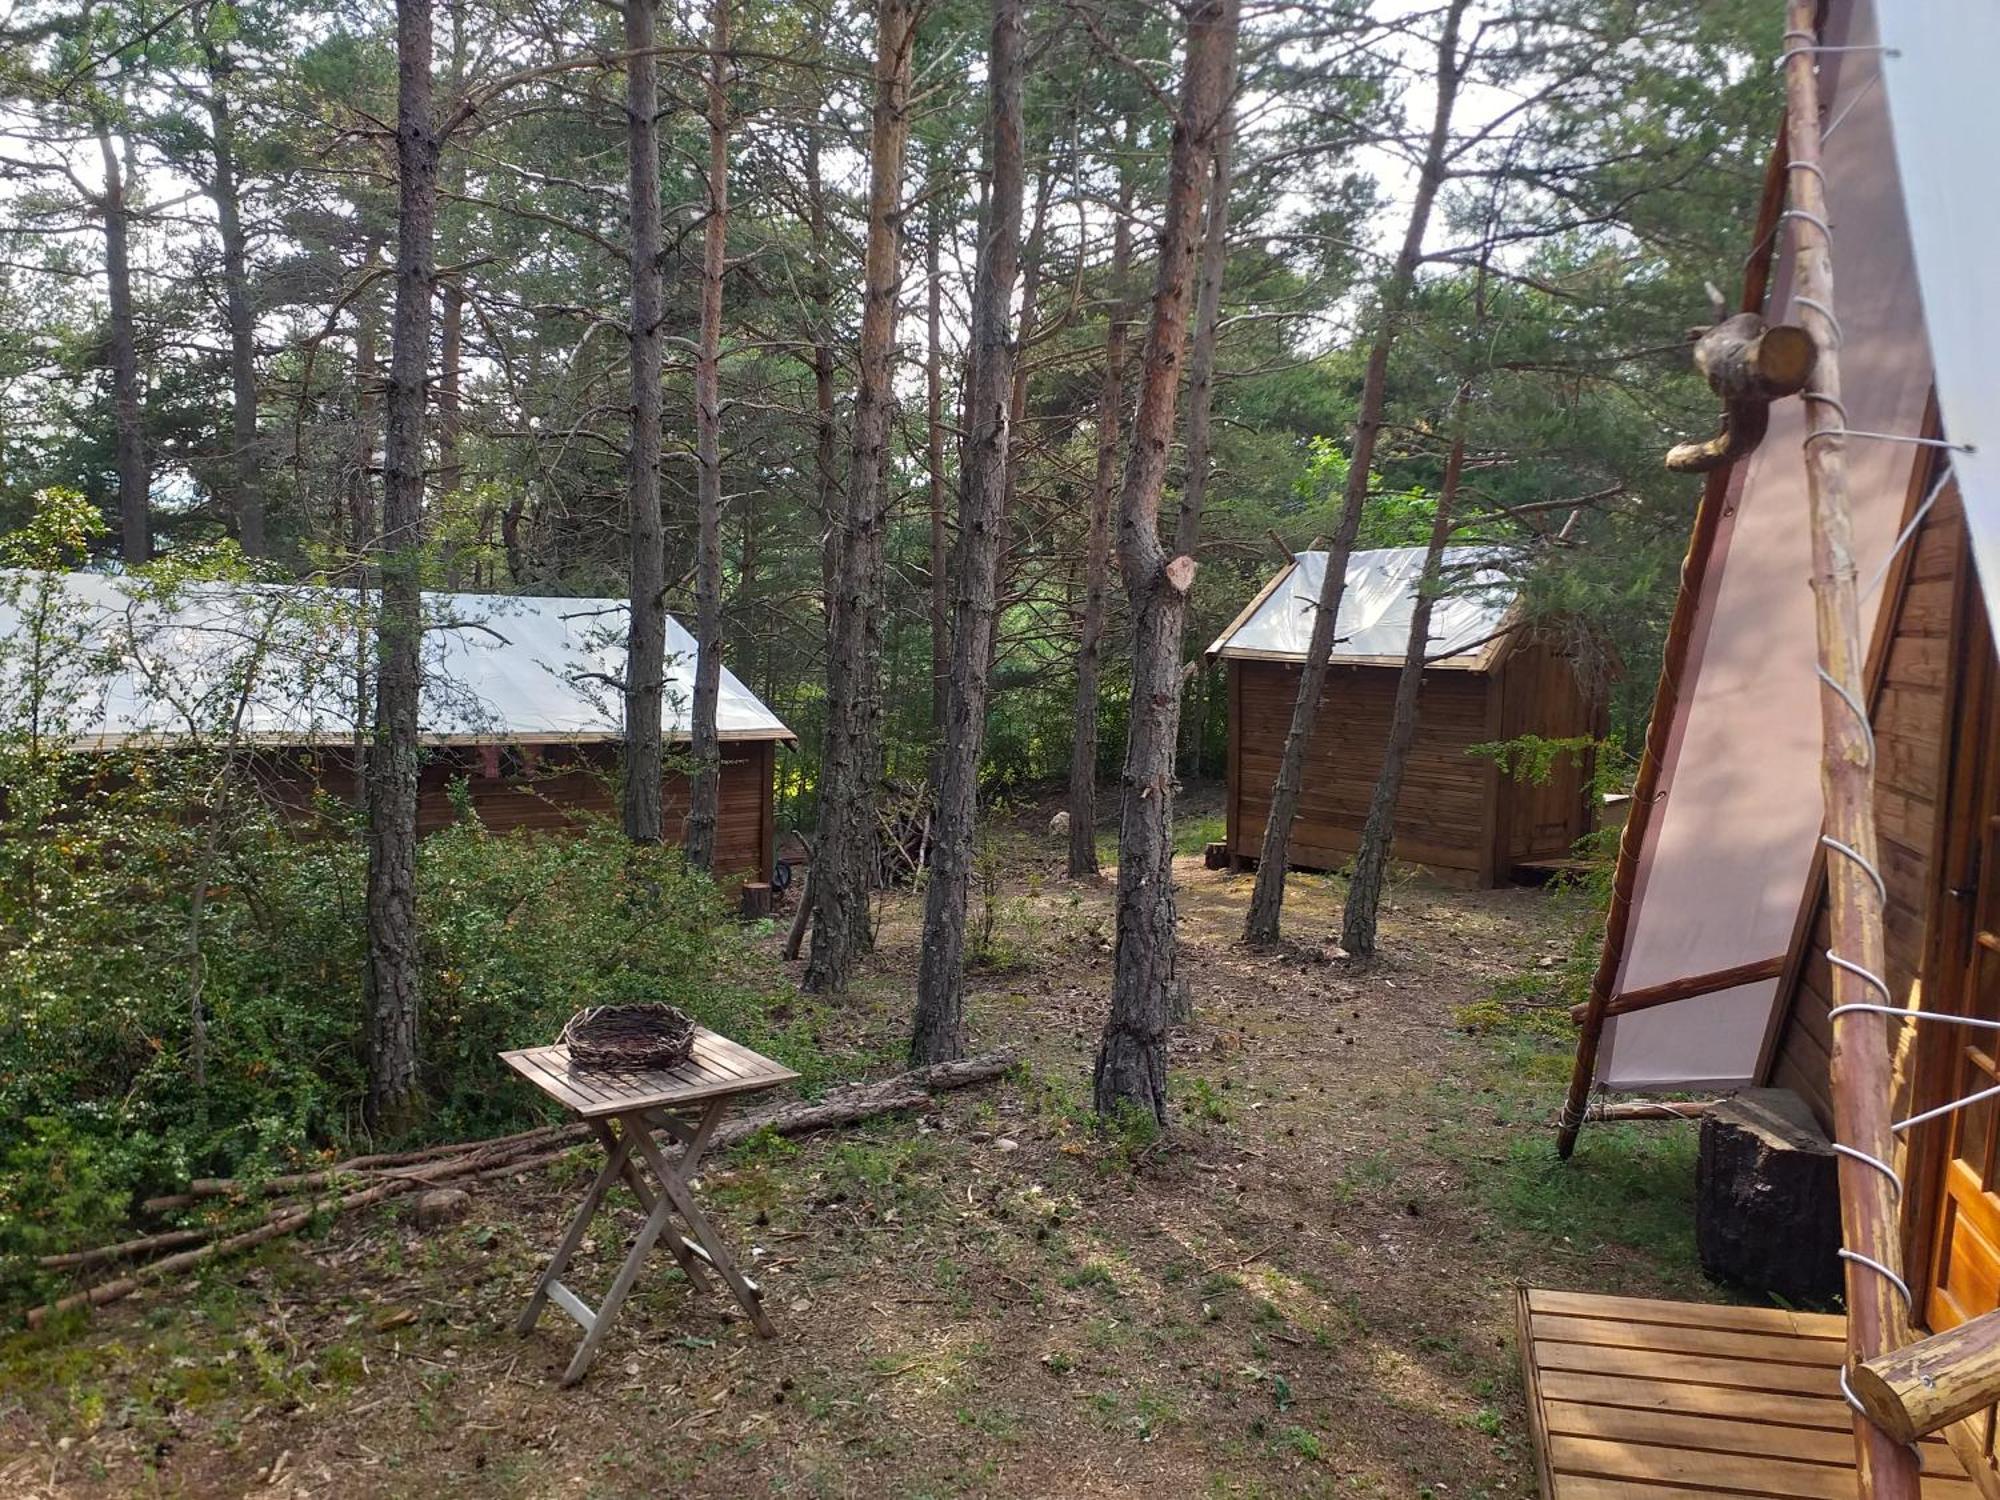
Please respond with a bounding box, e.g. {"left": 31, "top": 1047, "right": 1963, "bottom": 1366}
{"left": 501, "top": 1026, "right": 798, "bottom": 1385}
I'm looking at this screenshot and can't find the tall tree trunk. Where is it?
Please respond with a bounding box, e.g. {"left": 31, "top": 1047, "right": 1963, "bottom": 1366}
{"left": 364, "top": 0, "right": 438, "bottom": 1132}
{"left": 1242, "top": 0, "right": 1467, "bottom": 947}
{"left": 990, "top": 162, "right": 1054, "bottom": 671}
{"left": 620, "top": 0, "right": 667, "bottom": 844}
{"left": 1339, "top": 388, "right": 1467, "bottom": 957}
{"left": 201, "top": 35, "right": 264, "bottom": 556}
{"left": 347, "top": 254, "right": 380, "bottom": 803}
{"left": 803, "top": 0, "right": 916, "bottom": 993}
{"left": 1173, "top": 62, "right": 1234, "bottom": 786}
{"left": 910, "top": 0, "right": 1026, "bottom": 1065}
{"left": 685, "top": 0, "right": 731, "bottom": 873}
{"left": 436, "top": 0, "right": 466, "bottom": 586}
{"left": 1067, "top": 165, "right": 1133, "bottom": 880}
{"left": 1175, "top": 45, "right": 1234, "bottom": 561}
{"left": 925, "top": 191, "right": 949, "bottom": 743}
{"left": 806, "top": 110, "right": 839, "bottom": 599}
{"left": 1094, "top": 0, "right": 1238, "bottom": 1122}
{"left": 96, "top": 119, "right": 149, "bottom": 562}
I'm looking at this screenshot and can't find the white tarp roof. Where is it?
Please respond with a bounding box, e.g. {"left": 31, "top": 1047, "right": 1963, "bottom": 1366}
{"left": 1207, "top": 546, "right": 1519, "bottom": 670}
{"left": 1879, "top": 0, "right": 2000, "bottom": 631}
{"left": 0, "top": 572, "right": 793, "bottom": 748}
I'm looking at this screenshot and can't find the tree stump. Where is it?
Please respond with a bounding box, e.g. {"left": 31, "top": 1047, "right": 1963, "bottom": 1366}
{"left": 1203, "top": 841, "right": 1229, "bottom": 870}
{"left": 1696, "top": 1087, "right": 1841, "bottom": 1304}
{"left": 739, "top": 882, "right": 773, "bottom": 919}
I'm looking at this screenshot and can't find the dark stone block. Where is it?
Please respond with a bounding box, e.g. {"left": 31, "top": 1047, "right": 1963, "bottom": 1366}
{"left": 1696, "top": 1087, "right": 1843, "bottom": 1305}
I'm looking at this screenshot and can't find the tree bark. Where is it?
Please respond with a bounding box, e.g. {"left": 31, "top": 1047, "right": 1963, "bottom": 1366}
{"left": 1093, "top": 0, "right": 1237, "bottom": 1122}
{"left": 1067, "top": 165, "right": 1133, "bottom": 881}
{"left": 1242, "top": 0, "right": 1467, "bottom": 947}
{"left": 926, "top": 188, "right": 949, "bottom": 743}
{"left": 364, "top": 0, "right": 439, "bottom": 1133}
{"left": 1175, "top": 42, "right": 1235, "bottom": 560}
{"left": 620, "top": 0, "right": 667, "bottom": 845}
{"left": 803, "top": 0, "right": 916, "bottom": 993}
{"left": 201, "top": 31, "right": 264, "bottom": 555}
{"left": 684, "top": 0, "right": 731, "bottom": 873}
{"left": 1339, "top": 386, "right": 1467, "bottom": 957}
{"left": 990, "top": 161, "right": 1054, "bottom": 672}
{"left": 1173, "top": 51, "right": 1235, "bottom": 788}
{"left": 95, "top": 118, "right": 149, "bottom": 563}
{"left": 436, "top": 0, "right": 467, "bottom": 586}
{"left": 910, "top": 0, "right": 1026, "bottom": 1066}
{"left": 805, "top": 106, "right": 840, "bottom": 598}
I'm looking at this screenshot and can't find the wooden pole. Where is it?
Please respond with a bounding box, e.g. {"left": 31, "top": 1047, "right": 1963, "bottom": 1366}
{"left": 1853, "top": 1309, "right": 2000, "bottom": 1444}
{"left": 1555, "top": 141, "right": 1792, "bottom": 1160}
{"left": 1781, "top": 5, "right": 1919, "bottom": 1494}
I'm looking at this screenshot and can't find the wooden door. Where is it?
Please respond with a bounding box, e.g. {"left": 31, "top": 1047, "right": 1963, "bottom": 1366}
{"left": 1924, "top": 620, "right": 2000, "bottom": 1336}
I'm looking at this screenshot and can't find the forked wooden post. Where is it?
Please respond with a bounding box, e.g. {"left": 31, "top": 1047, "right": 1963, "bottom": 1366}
{"left": 1780, "top": 3, "right": 1920, "bottom": 1495}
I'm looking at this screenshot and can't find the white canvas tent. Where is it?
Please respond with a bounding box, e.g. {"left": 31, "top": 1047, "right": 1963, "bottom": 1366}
{"left": 1581, "top": 0, "right": 2000, "bottom": 1096}
{"left": 1205, "top": 545, "right": 1518, "bottom": 668}
{"left": 0, "top": 573, "right": 793, "bottom": 749}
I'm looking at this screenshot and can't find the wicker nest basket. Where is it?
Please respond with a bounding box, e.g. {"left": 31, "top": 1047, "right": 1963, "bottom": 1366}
{"left": 559, "top": 1003, "right": 696, "bottom": 1072}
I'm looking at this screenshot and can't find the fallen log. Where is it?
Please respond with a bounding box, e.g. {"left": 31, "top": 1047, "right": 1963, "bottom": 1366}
{"left": 140, "top": 1121, "right": 579, "bottom": 1214}
{"left": 28, "top": 1176, "right": 415, "bottom": 1329}
{"left": 38, "top": 1228, "right": 213, "bottom": 1273}
{"left": 32, "top": 1047, "right": 1019, "bottom": 1326}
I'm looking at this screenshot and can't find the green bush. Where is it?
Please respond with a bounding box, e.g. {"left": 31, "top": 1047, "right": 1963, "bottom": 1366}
{"left": 0, "top": 507, "right": 824, "bottom": 1296}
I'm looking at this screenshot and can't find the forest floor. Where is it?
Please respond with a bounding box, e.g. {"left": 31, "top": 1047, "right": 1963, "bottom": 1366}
{"left": 0, "top": 794, "right": 1726, "bottom": 1499}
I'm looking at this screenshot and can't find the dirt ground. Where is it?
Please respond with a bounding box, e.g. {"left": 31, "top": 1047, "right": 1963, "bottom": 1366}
{"left": 0, "top": 832, "right": 1722, "bottom": 1498}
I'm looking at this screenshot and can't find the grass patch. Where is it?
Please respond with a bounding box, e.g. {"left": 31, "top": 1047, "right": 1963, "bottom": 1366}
{"left": 1174, "top": 810, "right": 1227, "bottom": 856}
{"left": 1484, "top": 1124, "right": 1700, "bottom": 1273}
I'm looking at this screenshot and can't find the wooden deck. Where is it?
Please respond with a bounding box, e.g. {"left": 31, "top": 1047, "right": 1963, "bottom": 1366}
{"left": 1518, "top": 1287, "right": 1978, "bottom": 1498}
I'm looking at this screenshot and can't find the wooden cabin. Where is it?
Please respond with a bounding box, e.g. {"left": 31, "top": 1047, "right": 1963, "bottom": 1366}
{"left": 0, "top": 574, "right": 792, "bottom": 885}
{"left": 1539, "top": 1, "right": 2000, "bottom": 1491}
{"left": 1207, "top": 546, "right": 1606, "bottom": 887}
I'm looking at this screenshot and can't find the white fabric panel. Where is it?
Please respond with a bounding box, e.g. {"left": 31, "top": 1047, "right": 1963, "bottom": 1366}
{"left": 0, "top": 573, "right": 792, "bottom": 746}
{"left": 1878, "top": 1, "right": 2000, "bottom": 631}
{"left": 1209, "top": 545, "right": 1516, "bottom": 665}
{"left": 1599, "top": 0, "right": 1930, "bottom": 1091}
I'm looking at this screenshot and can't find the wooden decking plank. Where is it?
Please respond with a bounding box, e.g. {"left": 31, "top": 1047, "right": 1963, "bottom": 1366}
{"left": 1535, "top": 1370, "right": 1857, "bottom": 1432}
{"left": 1542, "top": 1400, "right": 1961, "bottom": 1474}
{"left": 1519, "top": 1286, "right": 1560, "bottom": 1500}
{"left": 1549, "top": 1434, "right": 1863, "bottom": 1499}
{"left": 1527, "top": 1288, "right": 1845, "bottom": 1340}
{"left": 1532, "top": 1313, "right": 1844, "bottom": 1367}
{"left": 1532, "top": 1341, "right": 1833, "bottom": 1397}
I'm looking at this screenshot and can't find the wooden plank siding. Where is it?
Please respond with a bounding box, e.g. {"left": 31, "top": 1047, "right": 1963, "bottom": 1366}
{"left": 1224, "top": 634, "right": 1599, "bottom": 886}
{"left": 1499, "top": 637, "right": 1603, "bottom": 867}
{"left": 1767, "top": 491, "right": 1967, "bottom": 1129}
{"left": 250, "top": 740, "right": 779, "bottom": 885}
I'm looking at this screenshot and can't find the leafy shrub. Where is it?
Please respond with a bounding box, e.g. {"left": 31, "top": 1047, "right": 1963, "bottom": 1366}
{"left": 0, "top": 501, "right": 823, "bottom": 1296}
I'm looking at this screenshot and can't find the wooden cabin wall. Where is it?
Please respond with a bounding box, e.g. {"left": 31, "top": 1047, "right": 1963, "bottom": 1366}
{"left": 1495, "top": 636, "right": 1603, "bottom": 869}
{"left": 1766, "top": 491, "right": 1967, "bottom": 1128}
{"left": 1227, "top": 658, "right": 1497, "bottom": 881}
{"left": 251, "top": 740, "right": 777, "bottom": 884}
